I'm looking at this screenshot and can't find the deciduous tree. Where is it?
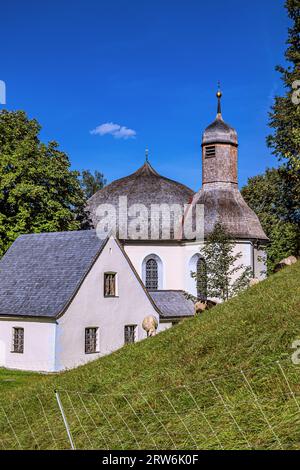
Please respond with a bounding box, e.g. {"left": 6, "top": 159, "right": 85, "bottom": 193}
{"left": 0, "top": 110, "right": 90, "bottom": 257}
{"left": 80, "top": 169, "right": 106, "bottom": 199}
{"left": 267, "top": 0, "right": 300, "bottom": 225}
{"left": 241, "top": 167, "right": 299, "bottom": 273}
{"left": 191, "top": 223, "right": 252, "bottom": 302}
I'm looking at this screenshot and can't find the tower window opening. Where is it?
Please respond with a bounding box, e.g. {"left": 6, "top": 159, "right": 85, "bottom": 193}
{"left": 205, "top": 145, "right": 216, "bottom": 158}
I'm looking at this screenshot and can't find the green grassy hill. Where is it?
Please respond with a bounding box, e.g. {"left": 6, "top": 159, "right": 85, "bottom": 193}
{"left": 1, "top": 262, "right": 300, "bottom": 450}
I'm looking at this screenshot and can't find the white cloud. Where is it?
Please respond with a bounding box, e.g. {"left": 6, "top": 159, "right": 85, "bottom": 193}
{"left": 90, "top": 122, "right": 136, "bottom": 140}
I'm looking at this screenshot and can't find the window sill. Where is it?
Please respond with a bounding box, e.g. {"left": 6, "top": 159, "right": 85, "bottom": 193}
{"left": 85, "top": 351, "right": 100, "bottom": 355}
{"left": 104, "top": 295, "right": 119, "bottom": 298}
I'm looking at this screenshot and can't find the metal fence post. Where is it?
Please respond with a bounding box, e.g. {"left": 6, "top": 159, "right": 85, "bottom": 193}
{"left": 55, "top": 390, "right": 76, "bottom": 450}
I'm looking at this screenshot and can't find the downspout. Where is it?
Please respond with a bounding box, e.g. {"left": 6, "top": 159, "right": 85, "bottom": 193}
{"left": 251, "top": 239, "right": 259, "bottom": 278}
{"left": 252, "top": 241, "right": 255, "bottom": 278}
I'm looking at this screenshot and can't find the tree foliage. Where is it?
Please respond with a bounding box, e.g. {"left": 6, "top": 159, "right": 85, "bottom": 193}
{"left": 241, "top": 167, "right": 299, "bottom": 273}
{"left": 0, "top": 110, "right": 90, "bottom": 257}
{"left": 80, "top": 169, "right": 106, "bottom": 199}
{"left": 267, "top": 0, "right": 300, "bottom": 224}
{"left": 191, "top": 223, "right": 252, "bottom": 302}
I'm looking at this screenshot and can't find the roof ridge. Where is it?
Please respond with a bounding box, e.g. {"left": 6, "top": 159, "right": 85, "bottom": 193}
{"left": 148, "top": 289, "right": 186, "bottom": 293}
{"left": 17, "top": 229, "right": 97, "bottom": 239}
{"left": 133, "top": 161, "right": 160, "bottom": 177}
{"left": 124, "top": 161, "right": 159, "bottom": 196}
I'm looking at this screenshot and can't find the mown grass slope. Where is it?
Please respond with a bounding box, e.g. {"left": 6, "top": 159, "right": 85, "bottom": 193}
{"left": 0, "top": 262, "right": 300, "bottom": 450}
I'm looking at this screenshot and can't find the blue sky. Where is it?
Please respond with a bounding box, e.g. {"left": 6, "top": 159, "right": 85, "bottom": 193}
{"left": 0, "top": 0, "right": 289, "bottom": 190}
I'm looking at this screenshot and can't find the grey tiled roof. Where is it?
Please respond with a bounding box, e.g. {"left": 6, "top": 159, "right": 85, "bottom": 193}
{"left": 0, "top": 231, "right": 194, "bottom": 321}
{"left": 148, "top": 290, "right": 195, "bottom": 319}
{"left": 0, "top": 230, "right": 107, "bottom": 318}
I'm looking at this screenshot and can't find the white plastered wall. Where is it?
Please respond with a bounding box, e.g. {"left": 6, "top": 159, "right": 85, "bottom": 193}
{"left": 0, "top": 318, "right": 56, "bottom": 372}
{"left": 254, "top": 245, "right": 267, "bottom": 280}
{"left": 55, "top": 237, "right": 160, "bottom": 371}
{"left": 124, "top": 240, "right": 257, "bottom": 296}
{"left": 124, "top": 244, "right": 185, "bottom": 291}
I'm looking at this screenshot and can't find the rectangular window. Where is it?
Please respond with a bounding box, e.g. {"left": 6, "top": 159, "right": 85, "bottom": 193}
{"left": 85, "top": 327, "right": 99, "bottom": 354}
{"left": 205, "top": 145, "right": 216, "bottom": 158}
{"left": 124, "top": 325, "right": 137, "bottom": 345}
{"left": 104, "top": 273, "right": 117, "bottom": 297}
{"left": 12, "top": 328, "right": 24, "bottom": 353}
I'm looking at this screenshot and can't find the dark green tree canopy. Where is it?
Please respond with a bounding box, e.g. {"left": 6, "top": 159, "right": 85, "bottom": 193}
{"left": 80, "top": 169, "right": 106, "bottom": 199}
{"left": 0, "top": 110, "right": 90, "bottom": 257}
{"left": 241, "top": 167, "right": 299, "bottom": 273}
{"left": 191, "top": 223, "right": 252, "bottom": 302}
{"left": 267, "top": 0, "right": 300, "bottom": 224}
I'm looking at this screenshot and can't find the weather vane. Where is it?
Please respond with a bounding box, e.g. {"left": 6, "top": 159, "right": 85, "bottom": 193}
{"left": 216, "top": 81, "right": 222, "bottom": 115}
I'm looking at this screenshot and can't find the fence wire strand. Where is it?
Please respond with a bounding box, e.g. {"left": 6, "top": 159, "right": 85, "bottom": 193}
{"left": 0, "top": 358, "right": 299, "bottom": 450}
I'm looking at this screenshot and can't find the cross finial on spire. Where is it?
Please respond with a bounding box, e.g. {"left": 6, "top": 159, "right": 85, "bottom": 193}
{"left": 216, "top": 82, "right": 222, "bottom": 117}
{"left": 145, "top": 146, "right": 149, "bottom": 163}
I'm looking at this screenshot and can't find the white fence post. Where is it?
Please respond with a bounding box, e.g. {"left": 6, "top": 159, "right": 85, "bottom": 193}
{"left": 55, "top": 390, "right": 76, "bottom": 450}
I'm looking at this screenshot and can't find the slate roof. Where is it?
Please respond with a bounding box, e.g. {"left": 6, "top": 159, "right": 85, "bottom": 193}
{"left": 0, "top": 230, "right": 107, "bottom": 318}
{"left": 148, "top": 290, "right": 195, "bottom": 319}
{"left": 0, "top": 230, "right": 195, "bottom": 320}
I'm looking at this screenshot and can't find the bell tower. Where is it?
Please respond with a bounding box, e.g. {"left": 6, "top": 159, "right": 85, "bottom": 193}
{"left": 202, "top": 89, "right": 238, "bottom": 186}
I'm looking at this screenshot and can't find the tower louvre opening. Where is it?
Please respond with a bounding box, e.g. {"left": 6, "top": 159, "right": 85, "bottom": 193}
{"left": 205, "top": 145, "right": 216, "bottom": 158}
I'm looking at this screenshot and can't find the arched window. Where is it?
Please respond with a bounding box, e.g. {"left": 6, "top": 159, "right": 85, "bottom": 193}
{"left": 145, "top": 258, "right": 158, "bottom": 290}
{"left": 196, "top": 258, "right": 207, "bottom": 300}
{"left": 142, "top": 254, "right": 163, "bottom": 290}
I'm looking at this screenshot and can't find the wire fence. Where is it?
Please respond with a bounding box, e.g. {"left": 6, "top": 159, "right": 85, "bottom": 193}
{"left": 0, "top": 358, "right": 299, "bottom": 450}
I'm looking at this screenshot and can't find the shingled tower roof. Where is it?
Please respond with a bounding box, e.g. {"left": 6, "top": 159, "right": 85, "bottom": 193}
{"left": 202, "top": 89, "right": 238, "bottom": 146}
{"left": 187, "top": 89, "right": 268, "bottom": 242}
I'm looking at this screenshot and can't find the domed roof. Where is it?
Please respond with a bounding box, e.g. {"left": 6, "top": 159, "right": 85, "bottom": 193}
{"left": 86, "top": 161, "right": 195, "bottom": 240}
{"left": 202, "top": 91, "right": 238, "bottom": 146}
{"left": 186, "top": 183, "right": 268, "bottom": 241}
{"left": 203, "top": 116, "right": 238, "bottom": 146}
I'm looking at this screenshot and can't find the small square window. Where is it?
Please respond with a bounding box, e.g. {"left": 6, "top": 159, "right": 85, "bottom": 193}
{"left": 12, "top": 328, "right": 24, "bottom": 353}
{"left": 124, "top": 325, "right": 137, "bottom": 345}
{"left": 205, "top": 145, "right": 216, "bottom": 158}
{"left": 104, "top": 273, "right": 117, "bottom": 297}
{"left": 85, "top": 327, "right": 99, "bottom": 354}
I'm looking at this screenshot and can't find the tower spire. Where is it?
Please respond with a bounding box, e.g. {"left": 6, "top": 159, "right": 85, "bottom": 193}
{"left": 202, "top": 85, "right": 238, "bottom": 186}
{"left": 145, "top": 146, "right": 149, "bottom": 163}
{"left": 216, "top": 82, "right": 222, "bottom": 118}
